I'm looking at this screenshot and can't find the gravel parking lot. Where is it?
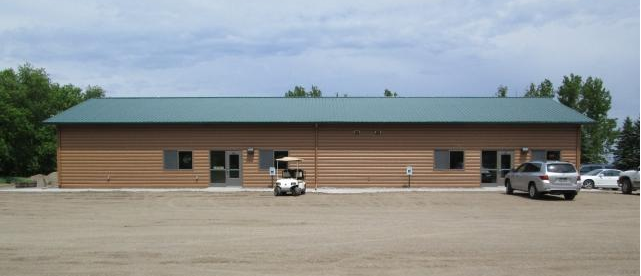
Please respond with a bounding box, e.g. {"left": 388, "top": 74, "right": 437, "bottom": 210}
{"left": 0, "top": 190, "right": 638, "bottom": 276}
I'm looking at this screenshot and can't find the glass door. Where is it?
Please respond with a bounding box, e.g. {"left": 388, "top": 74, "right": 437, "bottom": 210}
{"left": 210, "top": 150, "right": 242, "bottom": 186}
{"left": 225, "top": 151, "right": 241, "bottom": 186}
{"left": 481, "top": 151, "right": 498, "bottom": 185}
{"left": 481, "top": 150, "right": 513, "bottom": 186}
{"left": 497, "top": 151, "right": 513, "bottom": 185}
{"left": 210, "top": 151, "right": 226, "bottom": 185}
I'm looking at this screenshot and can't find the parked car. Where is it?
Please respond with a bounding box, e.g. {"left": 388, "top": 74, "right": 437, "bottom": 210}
{"left": 617, "top": 168, "right": 640, "bottom": 194}
{"left": 505, "top": 161, "right": 581, "bottom": 200}
{"left": 581, "top": 169, "right": 622, "bottom": 189}
{"left": 579, "top": 163, "right": 615, "bottom": 175}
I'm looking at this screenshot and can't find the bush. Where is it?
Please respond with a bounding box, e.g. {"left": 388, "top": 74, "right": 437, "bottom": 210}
{"left": 0, "top": 176, "right": 35, "bottom": 187}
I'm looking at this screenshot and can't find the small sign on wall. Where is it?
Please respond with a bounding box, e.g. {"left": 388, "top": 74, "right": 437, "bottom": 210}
{"left": 269, "top": 167, "right": 276, "bottom": 176}
{"left": 406, "top": 166, "right": 413, "bottom": 176}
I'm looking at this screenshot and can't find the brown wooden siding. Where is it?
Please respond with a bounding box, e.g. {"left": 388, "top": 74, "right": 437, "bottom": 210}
{"left": 315, "top": 124, "right": 577, "bottom": 187}
{"left": 58, "top": 124, "right": 579, "bottom": 188}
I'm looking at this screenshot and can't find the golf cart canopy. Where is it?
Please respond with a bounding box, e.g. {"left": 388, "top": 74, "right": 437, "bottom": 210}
{"left": 276, "top": 157, "right": 303, "bottom": 162}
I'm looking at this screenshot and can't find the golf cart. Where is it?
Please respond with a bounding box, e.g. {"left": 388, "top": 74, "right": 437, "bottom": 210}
{"left": 274, "top": 157, "right": 306, "bottom": 196}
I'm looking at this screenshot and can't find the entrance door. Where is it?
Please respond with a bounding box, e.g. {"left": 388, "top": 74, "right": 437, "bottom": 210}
{"left": 481, "top": 150, "right": 513, "bottom": 186}
{"left": 497, "top": 151, "right": 513, "bottom": 185}
{"left": 225, "top": 151, "right": 242, "bottom": 186}
{"left": 210, "top": 150, "right": 242, "bottom": 186}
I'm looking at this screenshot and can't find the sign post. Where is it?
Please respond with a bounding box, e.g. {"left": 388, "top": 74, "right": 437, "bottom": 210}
{"left": 269, "top": 166, "right": 276, "bottom": 188}
{"left": 406, "top": 166, "right": 413, "bottom": 188}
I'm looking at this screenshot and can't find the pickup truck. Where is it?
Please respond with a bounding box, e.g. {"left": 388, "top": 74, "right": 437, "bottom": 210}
{"left": 617, "top": 168, "right": 640, "bottom": 194}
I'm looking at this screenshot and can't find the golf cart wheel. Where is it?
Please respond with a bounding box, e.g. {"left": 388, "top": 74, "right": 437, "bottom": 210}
{"left": 621, "top": 179, "right": 633, "bottom": 194}
{"left": 528, "top": 183, "right": 539, "bottom": 199}
{"left": 274, "top": 186, "right": 282, "bottom": 196}
{"left": 505, "top": 179, "right": 513, "bottom": 195}
{"left": 583, "top": 180, "right": 594, "bottom": 189}
{"left": 563, "top": 192, "right": 576, "bottom": 200}
{"left": 292, "top": 187, "right": 302, "bottom": 196}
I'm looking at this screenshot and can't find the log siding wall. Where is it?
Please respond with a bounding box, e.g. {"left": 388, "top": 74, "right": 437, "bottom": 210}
{"left": 58, "top": 124, "right": 580, "bottom": 188}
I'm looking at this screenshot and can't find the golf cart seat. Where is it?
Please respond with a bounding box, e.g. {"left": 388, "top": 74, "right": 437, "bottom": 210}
{"left": 283, "top": 169, "right": 305, "bottom": 180}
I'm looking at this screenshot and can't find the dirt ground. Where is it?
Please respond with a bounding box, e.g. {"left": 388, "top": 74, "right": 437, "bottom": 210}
{"left": 0, "top": 190, "right": 638, "bottom": 276}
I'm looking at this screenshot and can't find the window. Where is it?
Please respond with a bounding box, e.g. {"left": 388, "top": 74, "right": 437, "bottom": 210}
{"left": 546, "top": 151, "right": 560, "bottom": 161}
{"left": 258, "top": 149, "right": 289, "bottom": 170}
{"left": 532, "top": 150, "right": 545, "bottom": 161}
{"left": 546, "top": 163, "right": 575, "bottom": 173}
{"left": 515, "top": 163, "right": 541, "bottom": 173}
{"left": 603, "top": 170, "right": 620, "bottom": 177}
{"left": 481, "top": 151, "right": 497, "bottom": 169}
{"left": 584, "top": 169, "right": 603, "bottom": 176}
{"left": 259, "top": 149, "right": 273, "bottom": 170}
{"left": 580, "top": 165, "right": 597, "bottom": 174}
{"left": 434, "top": 150, "right": 465, "bottom": 170}
{"left": 163, "top": 150, "right": 192, "bottom": 170}
{"left": 274, "top": 150, "right": 288, "bottom": 169}
{"left": 524, "top": 163, "right": 542, "bottom": 172}
{"left": 532, "top": 150, "right": 561, "bottom": 161}
{"left": 178, "top": 151, "right": 193, "bottom": 169}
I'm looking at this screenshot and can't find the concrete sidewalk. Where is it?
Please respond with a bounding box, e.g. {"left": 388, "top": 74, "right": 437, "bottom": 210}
{"left": 0, "top": 186, "right": 608, "bottom": 193}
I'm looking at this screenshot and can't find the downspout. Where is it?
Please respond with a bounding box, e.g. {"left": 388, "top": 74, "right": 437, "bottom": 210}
{"left": 314, "top": 123, "right": 318, "bottom": 190}
{"left": 56, "top": 126, "right": 62, "bottom": 188}
{"left": 576, "top": 125, "right": 581, "bottom": 166}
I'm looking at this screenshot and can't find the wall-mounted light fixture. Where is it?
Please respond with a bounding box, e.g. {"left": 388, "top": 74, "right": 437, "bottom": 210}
{"left": 521, "top": 147, "right": 529, "bottom": 153}
{"left": 247, "top": 147, "right": 255, "bottom": 154}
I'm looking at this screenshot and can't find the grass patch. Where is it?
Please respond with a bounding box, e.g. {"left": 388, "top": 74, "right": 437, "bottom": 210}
{"left": 0, "top": 176, "right": 33, "bottom": 184}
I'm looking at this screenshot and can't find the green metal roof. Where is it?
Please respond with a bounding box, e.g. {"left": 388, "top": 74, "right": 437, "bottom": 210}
{"left": 44, "top": 97, "right": 593, "bottom": 124}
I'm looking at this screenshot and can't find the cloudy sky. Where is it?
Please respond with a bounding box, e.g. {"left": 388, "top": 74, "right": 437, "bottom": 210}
{"left": 1, "top": 0, "right": 638, "bottom": 121}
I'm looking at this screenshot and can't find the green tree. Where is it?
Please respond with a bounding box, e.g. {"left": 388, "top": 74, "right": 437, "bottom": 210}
{"left": 284, "top": 85, "right": 322, "bottom": 97}
{"left": 495, "top": 85, "right": 508, "bottom": 97}
{"left": 0, "top": 64, "right": 105, "bottom": 176}
{"left": 578, "top": 77, "right": 618, "bottom": 163}
{"left": 524, "top": 79, "right": 554, "bottom": 98}
{"left": 613, "top": 117, "right": 640, "bottom": 170}
{"left": 557, "top": 74, "right": 582, "bottom": 108}
{"left": 384, "top": 89, "right": 398, "bottom": 97}
{"left": 308, "top": 85, "right": 322, "bottom": 97}
{"left": 83, "top": 85, "right": 106, "bottom": 100}
{"left": 557, "top": 75, "right": 617, "bottom": 163}
{"left": 524, "top": 83, "right": 537, "bottom": 97}
{"left": 538, "top": 79, "right": 554, "bottom": 97}
{"left": 285, "top": 86, "right": 306, "bottom": 97}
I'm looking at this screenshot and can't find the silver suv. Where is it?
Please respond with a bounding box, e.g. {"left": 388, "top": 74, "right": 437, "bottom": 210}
{"left": 505, "top": 161, "right": 581, "bottom": 200}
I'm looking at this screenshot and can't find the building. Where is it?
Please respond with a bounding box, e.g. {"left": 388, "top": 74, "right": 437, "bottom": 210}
{"left": 44, "top": 97, "right": 592, "bottom": 188}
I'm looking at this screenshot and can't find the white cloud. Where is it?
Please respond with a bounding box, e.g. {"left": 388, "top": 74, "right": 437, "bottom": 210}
{"left": 0, "top": 0, "right": 638, "bottom": 119}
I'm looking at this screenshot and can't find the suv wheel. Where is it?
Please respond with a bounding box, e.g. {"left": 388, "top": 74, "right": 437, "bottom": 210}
{"left": 582, "top": 180, "right": 595, "bottom": 189}
{"left": 528, "top": 183, "right": 539, "bottom": 199}
{"left": 505, "top": 180, "right": 513, "bottom": 195}
{"left": 621, "top": 179, "right": 633, "bottom": 194}
{"left": 563, "top": 192, "right": 576, "bottom": 200}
